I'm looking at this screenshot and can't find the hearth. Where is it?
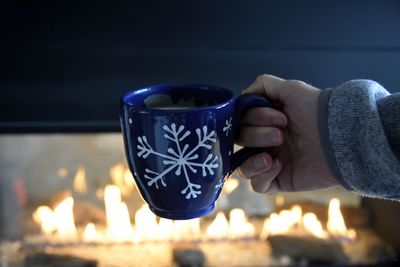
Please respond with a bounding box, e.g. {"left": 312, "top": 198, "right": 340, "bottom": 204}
{"left": 0, "top": 134, "right": 398, "bottom": 267}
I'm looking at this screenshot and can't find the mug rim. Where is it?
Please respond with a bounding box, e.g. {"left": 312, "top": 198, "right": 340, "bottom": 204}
{"left": 121, "top": 83, "right": 235, "bottom": 113}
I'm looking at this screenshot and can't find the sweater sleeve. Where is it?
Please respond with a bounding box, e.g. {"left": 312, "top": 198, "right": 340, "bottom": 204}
{"left": 318, "top": 80, "right": 400, "bottom": 200}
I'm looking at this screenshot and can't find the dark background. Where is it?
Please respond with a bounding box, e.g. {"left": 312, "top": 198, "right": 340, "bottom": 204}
{"left": 1, "top": 0, "right": 399, "bottom": 132}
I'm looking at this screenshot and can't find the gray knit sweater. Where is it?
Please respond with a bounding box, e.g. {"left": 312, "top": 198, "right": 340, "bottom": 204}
{"left": 318, "top": 80, "right": 400, "bottom": 200}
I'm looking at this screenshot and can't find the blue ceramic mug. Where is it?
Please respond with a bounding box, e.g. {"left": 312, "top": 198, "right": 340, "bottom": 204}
{"left": 120, "top": 84, "right": 272, "bottom": 220}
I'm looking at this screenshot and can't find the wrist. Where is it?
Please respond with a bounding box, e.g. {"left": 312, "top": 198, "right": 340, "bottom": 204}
{"left": 317, "top": 88, "right": 353, "bottom": 190}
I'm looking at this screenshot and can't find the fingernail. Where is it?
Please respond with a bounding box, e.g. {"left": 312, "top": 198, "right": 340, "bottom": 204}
{"left": 270, "top": 130, "right": 282, "bottom": 144}
{"left": 274, "top": 159, "right": 280, "bottom": 169}
{"left": 254, "top": 154, "right": 268, "bottom": 171}
{"left": 273, "top": 116, "right": 287, "bottom": 126}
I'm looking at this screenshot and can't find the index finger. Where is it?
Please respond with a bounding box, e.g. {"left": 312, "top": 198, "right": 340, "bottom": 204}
{"left": 242, "top": 74, "right": 286, "bottom": 102}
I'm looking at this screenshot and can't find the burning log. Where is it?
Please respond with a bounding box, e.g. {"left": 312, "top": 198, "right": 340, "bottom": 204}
{"left": 25, "top": 252, "right": 97, "bottom": 267}
{"left": 267, "top": 235, "right": 349, "bottom": 264}
{"left": 342, "top": 229, "right": 395, "bottom": 264}
{"left": 267, "top": 229, "right": 395, "bottom": 265}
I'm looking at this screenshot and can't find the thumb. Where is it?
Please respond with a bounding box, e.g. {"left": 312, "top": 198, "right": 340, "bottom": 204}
{"left": 242, "top": 74, "right": 287, "bottom": 102}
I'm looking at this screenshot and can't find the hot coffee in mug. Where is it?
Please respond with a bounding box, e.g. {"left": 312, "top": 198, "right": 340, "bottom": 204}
{"left": 120, "top": 84, "right": 271, "bottom": 219}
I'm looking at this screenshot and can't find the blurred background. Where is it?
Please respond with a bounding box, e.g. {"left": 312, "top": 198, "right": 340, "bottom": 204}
{"left": 1, "top": 0, "right": 399, "bottom": 132}
{"left": 0, "top": 1, "right": 400, "bottom": 266}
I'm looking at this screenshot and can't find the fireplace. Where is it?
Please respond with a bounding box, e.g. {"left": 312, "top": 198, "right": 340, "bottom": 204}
{"left": 2, "top": 1, "right": 400, "bottom": 265}
{"left": 0, "top": 134, "right": 398, "bottom": 267}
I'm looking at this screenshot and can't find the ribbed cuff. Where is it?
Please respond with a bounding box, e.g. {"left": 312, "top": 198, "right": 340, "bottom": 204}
{"left": 317, "top": 88, "right": 353, "bottom": 190}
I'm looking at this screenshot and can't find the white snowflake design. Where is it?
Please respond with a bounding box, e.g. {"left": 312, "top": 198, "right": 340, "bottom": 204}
{"left": 223, "top": 117, "right": 232, "bottom": 136}
{"left": 137, "top": 123, "right": 219, "bottom": 199}
{"left": 215, "top": 178, "right": 224, "bottom": 189}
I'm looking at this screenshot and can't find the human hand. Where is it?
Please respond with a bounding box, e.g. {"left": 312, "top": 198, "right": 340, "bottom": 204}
{"left": 237, "top": 74, "right": 338, "bottom": 193}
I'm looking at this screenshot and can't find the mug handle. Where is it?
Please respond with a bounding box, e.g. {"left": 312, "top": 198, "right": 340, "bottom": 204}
{"left": 230, "top": 93, "right": 273, "bottom": 173}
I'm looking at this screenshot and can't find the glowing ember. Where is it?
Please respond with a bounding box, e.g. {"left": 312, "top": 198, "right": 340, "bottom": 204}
{"left": 73, "top": 166, "right": 87, "bottom": 193}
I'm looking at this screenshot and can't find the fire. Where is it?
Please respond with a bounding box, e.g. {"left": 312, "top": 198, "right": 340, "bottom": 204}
{"left": 303, "top": 213, "right": 328, "bottom": 239}
{"left": 204, "top": 209, "right": 255, "bottom": 240}
{"left": 110, "top": 164, "right": 135, "bottom": 196}
{"left": 32, "top": 165, "right": 357, "bottom": 244}
{"left": 327, "top": 198, "right": 357, "bottom": 240}
{"left": 32, "top": 206, "right": 56, "bottom": 234}
{"left": 172, "top": 219, "right": 201, "bottom": 241}
{"left": 260, "top": 198, "right": 356, "bottom": 242}
{"left": 260, "top": 205, "right": 303, "bottom": 239}
{"left": 83, "top": 223, "right": 98, "bottom": 242}
{"left": 134, "top": 204, "right": 159, "bottom": 241}
{"left": 104, "top": 185, "right": 134, "bottom": 242}
{"left": 228, "top": 209, "right": 255, "bottom": 239}
{"left": 58, "top": 167, "right": 68, "bottom": 178}
{"left": 158, "top": 218, "right": 174, "bottom": 240}
{"left": 32, "top": 198, "right": 78, "bottom": 239}
{"left": 275, "top": 195, "right": 285, "bottom": 206}
{"left": 124, "top": 169, "right": 134, "bottom": 188}
{"left": 53, "top": 197, "right": 77, "bottom": 239}
{"left": 223, "top": 178, "right": 239, "bottom": 194}
{"left": 73, "top": 166, "right": 87, "bottom": 193}
{"left": 206, "top": 212, "right": 229, "bottom": 240}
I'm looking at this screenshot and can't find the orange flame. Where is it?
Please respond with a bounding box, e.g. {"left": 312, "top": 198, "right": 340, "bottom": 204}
{"left": 260, "top": 199, "right": 356, "bottom": 241}
{"left": 33, "top": 163, "right": 357, "bottom": 244}
{"left": 303, "top": 212, "right": 328, "bottom": 239}
{"left": 110, "top": 164, "right": 134, "bottom": 196}
{"left": 223, "top": 178, "right": 239, "bottom": 194}
{"left": 260, "top": 205, "right": 303, "bottom": 239}
{"left": 228, "top": 209, "right": 255, "bottom": 239}
{"left": 32, "top": 206, "right": 56, "bottom": 235}
{"left": 83, "top": 222, "right": 98, "bottom": 242}
{"left": 327, "top": 198, "right": 356, "bottom": 240}
{"left": 73, "top": 166, "right": 87, "bottom": 193}
{"left": 206, "top": 212, "right": 229, "bottom": 240}
{"left": 134, "top": 204, "right": 159, "bottom": 242}
{"left": 32, "top": 197, "right": 78, "bottom": 240}
{"left": 53, "top": 197, "right": 77, "bottom": 239}
{"left": 104, "top": 185, "right": 133, "bottom": 242}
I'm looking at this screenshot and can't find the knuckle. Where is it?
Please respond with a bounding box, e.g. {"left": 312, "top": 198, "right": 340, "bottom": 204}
{"left": 236, "top": 166, "right": 248, "bottom": 179}
{"left": 285, "top": 79, "right": 307, "bottom": 88}
{"left": 257, "top": 74, "right": 270, "bottom": 81}
{"left": 251, "top": 178, "right": 266, "bottom": 193}
{"left": 238, "top": 159, "right": 256, "bottom": 178}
